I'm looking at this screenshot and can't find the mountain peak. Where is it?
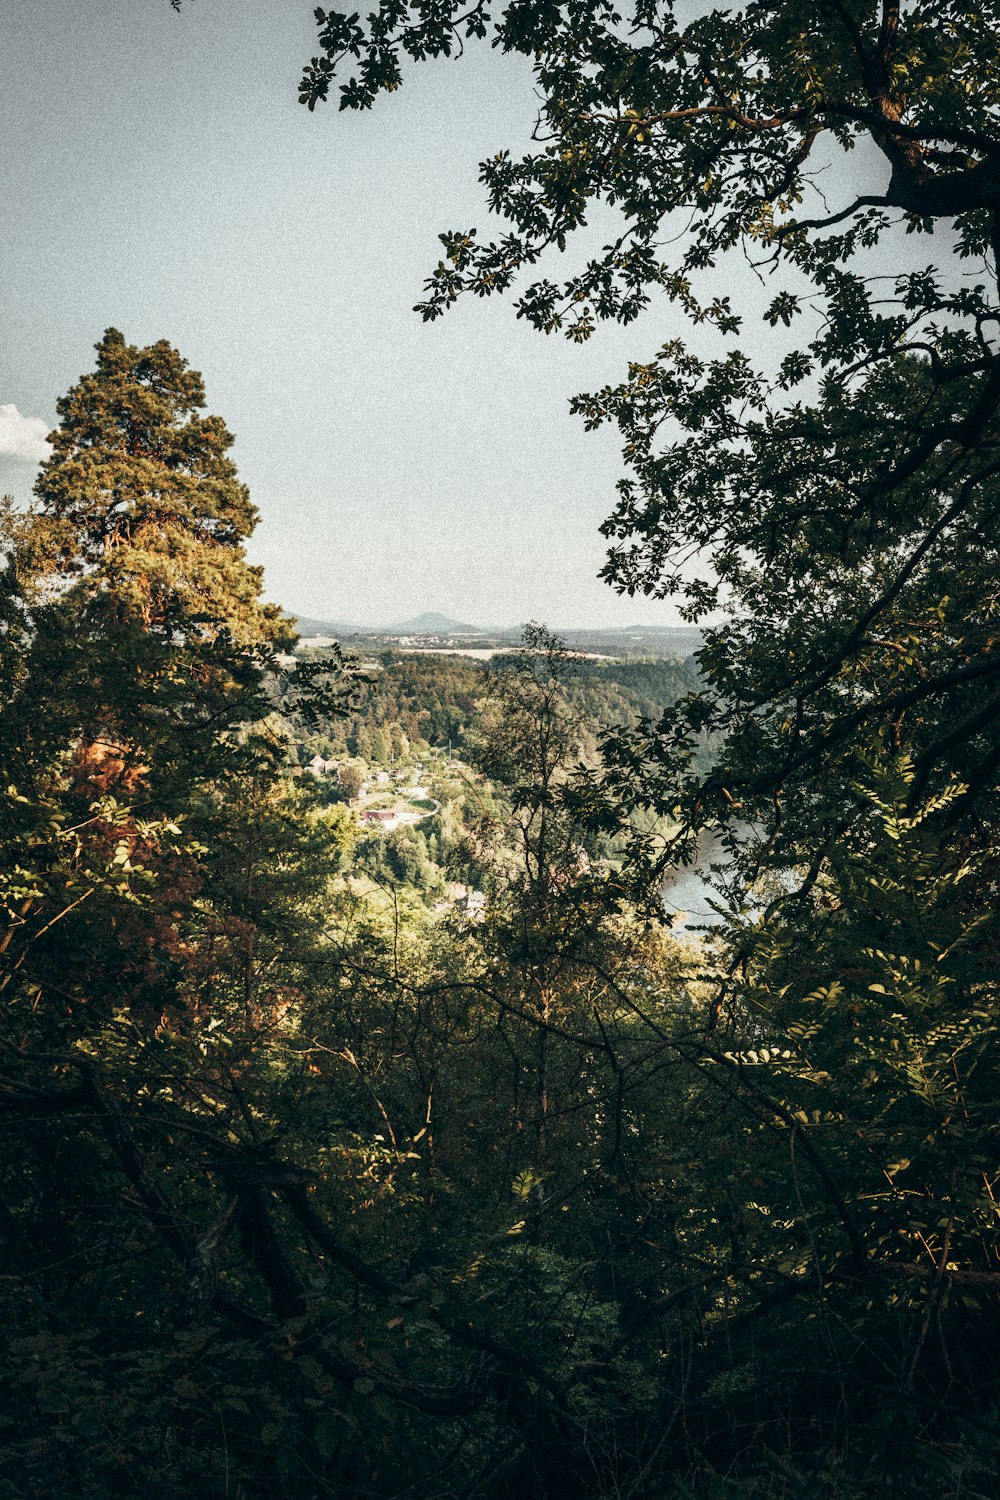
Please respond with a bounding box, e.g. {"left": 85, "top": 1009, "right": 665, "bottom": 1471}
{"left": 389, "top": 612, "right": 479, "bottom": 634}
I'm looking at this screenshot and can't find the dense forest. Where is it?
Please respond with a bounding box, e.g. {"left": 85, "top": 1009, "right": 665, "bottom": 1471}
{"left": 288, "top": 647, "right": 703, "bottom": 901}
{"left": 3, "top": 3, "right": 1000, "bottom": 1498}
{"left": 293, "top": 647, "right": 698, "bottom": 762}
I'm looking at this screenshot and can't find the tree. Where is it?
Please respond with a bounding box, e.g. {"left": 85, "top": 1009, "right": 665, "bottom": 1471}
{"left": 295, "top": 6, "right": 1000, "bottom": 1487}
{"left": 0, "top": 330, "right": 305, "bottom": 1025}
{"left": 297, "top": 0, "right": 1000, "bottom": 1089}
{"left": 31, "top": 328, "right": 270, "bottom": 635}
{"left": 2, "top": 329, "right": 295, "bottom": 810}
{"left": 337, "top": 757, "right": 365, "bottom": 801}
{"left": 472, "top": 625, "right": 589, "bottom": 904}
{"left": 297, "top": 2, "right": 999, "bottom": 845}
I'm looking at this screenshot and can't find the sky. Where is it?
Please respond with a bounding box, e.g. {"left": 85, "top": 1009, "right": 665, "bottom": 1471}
{"left": 0, "top": 0, "right": 901, "bottom": 630}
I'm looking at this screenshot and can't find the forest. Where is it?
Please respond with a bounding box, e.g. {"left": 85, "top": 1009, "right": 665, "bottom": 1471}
{"left": 292, "top": 647, "right": 697, "bottom": 762}
{"left": 1, "top": 3, "right": 999, "bottom": 1498}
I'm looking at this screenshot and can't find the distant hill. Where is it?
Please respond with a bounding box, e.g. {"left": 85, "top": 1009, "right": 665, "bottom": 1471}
{"left": 287, "top": 611, "right": 702, "bottom": 656}
{"left": 606, "top": 624, "right": 704, "bottom": 651}
{"left": 288, "top": 614, "right": 360, "bottom": 638}
{"left": 388, "top": 612, "right": 480, "bottom": 635}
{"left": 288, "top": 610, "right": 482, "bottom": 637}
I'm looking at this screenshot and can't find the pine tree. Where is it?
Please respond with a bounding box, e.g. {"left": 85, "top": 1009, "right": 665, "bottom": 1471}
{"left": 4, "top": 329, "right": 290, "bottom": 792}
{"left": 32, "top": 328, "right": 279, "bottom": 645}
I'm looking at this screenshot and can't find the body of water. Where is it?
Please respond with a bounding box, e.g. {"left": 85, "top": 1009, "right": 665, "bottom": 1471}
{"left": 659, "top": 833, "right": 730, "bottom": 931}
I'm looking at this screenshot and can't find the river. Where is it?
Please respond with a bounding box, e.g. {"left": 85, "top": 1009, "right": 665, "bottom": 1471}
{"left": 659, "top": 832, "right": 731, "bottom": 931}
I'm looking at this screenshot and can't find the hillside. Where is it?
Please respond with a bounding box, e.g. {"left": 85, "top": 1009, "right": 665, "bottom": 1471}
{"left": 291, "top": 646, "right": 700, "bottom": 763}
{"left": 389, "top": 611, "right": 479, "bottom": 634}
{"left": 287, "top": 611, "right": 703, "bottom": 658}
{"left": 287, "top": 612, "right": 359, "bottom": 638}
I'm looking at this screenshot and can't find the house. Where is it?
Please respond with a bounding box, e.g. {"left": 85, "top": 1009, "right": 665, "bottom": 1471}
{"left": 455, "top": 889, "right": 486, "bottom": 922}
{"left": 359, "top": 809, "right": 399, "bottom": 832}
{"left": 307, "top": 755, "right": 338, "bottom": 777}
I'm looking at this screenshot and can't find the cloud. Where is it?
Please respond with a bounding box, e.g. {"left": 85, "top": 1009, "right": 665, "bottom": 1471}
{"left": 0, "top": 404, "right": 52, "bottom": 463}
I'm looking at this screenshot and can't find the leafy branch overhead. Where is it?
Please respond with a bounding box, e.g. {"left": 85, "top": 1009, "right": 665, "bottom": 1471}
{"left": 298, "top": 3, "right": 1000, "bottom": 864}
{"left": 301, "top": 1, "right": 1000, "bottom": 335}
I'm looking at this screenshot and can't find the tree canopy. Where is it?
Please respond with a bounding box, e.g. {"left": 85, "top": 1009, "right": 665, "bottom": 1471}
{"left": 30, "top": 327, "right": 280, "bottom": 644}
{"left": 2, "top": 7, "right": 999, "bottom": 1497}
{"left": 294, "top": 1, "right": 1000, "bottom": 949}
{"left": 293, "top": 6, "right": 1000, "bottom": 1488}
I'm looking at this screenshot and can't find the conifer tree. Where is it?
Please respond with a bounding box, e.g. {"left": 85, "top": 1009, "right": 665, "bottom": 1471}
{"left": 32, "top": 329, "right": 279, "bottom": 644}
{"left": 4, "top": 329, "right": 290, "bottom": 791}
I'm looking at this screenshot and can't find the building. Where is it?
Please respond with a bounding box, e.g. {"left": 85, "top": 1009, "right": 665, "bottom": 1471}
{"left": 455, "top": 889, "right": 486, "bottom": 922}
{"left": 359, "top": 809, "right": 399, "bottom": 832}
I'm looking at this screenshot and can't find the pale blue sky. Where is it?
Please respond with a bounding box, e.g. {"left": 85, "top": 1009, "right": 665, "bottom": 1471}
{"left": 0, "top": 0, "right": 896, "bottom": 628}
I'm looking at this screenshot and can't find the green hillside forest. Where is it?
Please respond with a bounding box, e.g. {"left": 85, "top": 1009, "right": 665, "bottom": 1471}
{"left": 3, "top": 4, "right": 1000, "bottom": 1499}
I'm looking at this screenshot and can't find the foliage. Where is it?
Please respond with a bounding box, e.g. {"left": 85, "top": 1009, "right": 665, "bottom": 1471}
{"left": 5, "top": 4, "right": 1000, "bottom": 1494}
{"left": 294, "top": 643, "right": 696, "bottom": 765}
{"left": 291, "top": 3, "right": 1000, "bottom": 1491}
{"left": 297, "top": 0, "right": 1000, "bottom": 847}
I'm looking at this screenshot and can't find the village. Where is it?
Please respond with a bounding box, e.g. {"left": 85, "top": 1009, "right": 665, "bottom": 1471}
{"left": 303, "top": 750, "right": 487, "bottom": 920}
{"left": 305, "top": 753, "right": 441, "bottom": 833}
